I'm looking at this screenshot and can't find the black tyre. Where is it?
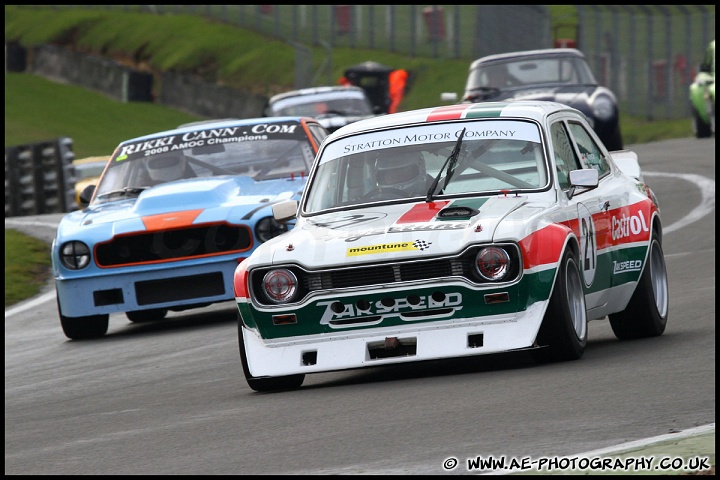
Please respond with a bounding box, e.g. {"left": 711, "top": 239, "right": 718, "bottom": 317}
{"left": 603, "top": 125, "right": 624, "bottom": 151}
{"left": 58, "top": 295, "right": 109, "bottom": 340}
{"left": 609, "top": 232, "right": 668, "bottom": 340}
{"left": 692, "top": 107, "right": 712, "bottom": 138}
{"left": 126, "top": 308, "right": 168, "bottom": 323}
{"left": 531, "top": 249, "right": 588, "bottom": 363}
{"left": 238, "top": 317, "right": 304, "bottom": 392}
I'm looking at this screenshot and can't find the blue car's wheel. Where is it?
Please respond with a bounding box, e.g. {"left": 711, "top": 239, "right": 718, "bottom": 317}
{"left": 126, "top": 308, "right": 168, "bottom": 323}
{"left": 57, "top": 295, "right": 109, "bottom": 340}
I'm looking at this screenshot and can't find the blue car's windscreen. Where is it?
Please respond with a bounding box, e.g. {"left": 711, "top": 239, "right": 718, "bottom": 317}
{"left": 93, "top": 121, "right": 315, "bottom": 204}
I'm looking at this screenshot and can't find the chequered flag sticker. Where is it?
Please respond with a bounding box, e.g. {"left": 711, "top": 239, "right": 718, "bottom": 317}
{"left": 413, "top": 239, "right": 432, "bottom": 251}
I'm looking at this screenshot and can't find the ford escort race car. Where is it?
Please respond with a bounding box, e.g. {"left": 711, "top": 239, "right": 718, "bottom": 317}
{"left": 233, "top": 101, "right": 668, "bottom": 392}
{"left": 52, "top": 117, "right": 328, "bottom": 340}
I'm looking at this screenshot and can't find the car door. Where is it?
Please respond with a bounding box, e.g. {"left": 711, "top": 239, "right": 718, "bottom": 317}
{"left": 548, "top": 117, "right": 613, "bottom": 314}
{"left": 565, "top": 118, "right": 623, "bottom": 315}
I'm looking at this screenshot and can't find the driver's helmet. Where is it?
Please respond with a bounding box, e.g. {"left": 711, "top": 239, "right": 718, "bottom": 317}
{"left": 375, "top": 150, "right": 427, "bottom": 195}
{"left": 146, "top": 156, "right": 187, "bottom": 183}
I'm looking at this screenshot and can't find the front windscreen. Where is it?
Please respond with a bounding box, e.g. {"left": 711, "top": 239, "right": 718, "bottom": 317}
{"left": 303, "top": 119, "right": 548, "bottom": 213}
{"left": 467, "top": 55, "right": 597, "bottom": 90}
{"left": 93, "top": 121, "right": 315, "bottom": 204}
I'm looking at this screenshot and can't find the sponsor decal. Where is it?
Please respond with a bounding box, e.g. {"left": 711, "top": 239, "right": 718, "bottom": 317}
{"left": 321, "top": 121, "right": 540, "bottom": 162}
{"left": 347, "top": 239, "right": 432, "bottom": 256}
{"left": 116, "top": 123, "right": 299, "bottom": 160}
{"left": 611, "top": 209, "right": 649, "bottom": 242}
{"left": 307, "top": 212, "right": 387, "bottom": 229}
{"left": 341, "top": 222, "right": 466, "bottom": 242}
{"left": 317, "top": 292, "right": 463, "bottom": 325}
{"left": 340, "top": 129, "right": 519, "bottom": 155}
{"left": 613, "top": 259, "right": 642, "bottom": 274}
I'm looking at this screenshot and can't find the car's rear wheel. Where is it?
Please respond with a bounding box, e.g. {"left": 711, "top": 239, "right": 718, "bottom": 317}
{"left": 692, "top": 107, "right": 712, "bottom": 138}
{"left": 603, "top": 125, "right": 624, "bottom": 151}
{"left": 608, "top": 231, "right": 668, "bottom": 339}
{"left": 531, "top": 248, "right": 587, "bottom": 363}
{"left": 126, "top": 308, "right": 168, "bottom": 323}
{"left": 238, "top": 318, "right": 304, "bottom": 392}
{"left": 58, "top": 295, "right": 109, "bottom": 339}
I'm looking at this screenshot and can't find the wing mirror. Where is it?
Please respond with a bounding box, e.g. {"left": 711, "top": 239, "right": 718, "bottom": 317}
{"left": 272, "top": 200, "right": 299, "bottom": 222}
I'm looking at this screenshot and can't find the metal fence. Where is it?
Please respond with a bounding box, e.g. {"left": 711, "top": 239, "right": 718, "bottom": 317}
{"left": 17, "top": 5, "right": 719, "bottom": 120}
{"left": 5, "top": 138, "right": 76, "bottom": 217}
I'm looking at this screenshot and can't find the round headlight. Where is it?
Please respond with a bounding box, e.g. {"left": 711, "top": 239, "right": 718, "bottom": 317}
{"left": 475, "top": 247, "right": 511, "bottom": 281}
{"left": 262, "top": 269, "right": 298, "bottom": 303}
{"left": 592, "top": 95, "right": 614, "bottom": 120}
{"left": 60, "top": 241, "right": 91, "bottom": 270}
{"left": 255, "top": 216, "right": 289, "bottom": 243}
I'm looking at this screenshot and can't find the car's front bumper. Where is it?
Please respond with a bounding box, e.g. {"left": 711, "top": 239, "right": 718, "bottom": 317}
{"left": 240, "top": 300, "right": 548, "bottom": 378}
{"left": 55, "top": 258, "right": 243, "bottom": 317}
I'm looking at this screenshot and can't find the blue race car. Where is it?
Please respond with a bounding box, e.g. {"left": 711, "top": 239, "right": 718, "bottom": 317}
{"left": 53, "top": 117, "right": 328, "bottom": 339}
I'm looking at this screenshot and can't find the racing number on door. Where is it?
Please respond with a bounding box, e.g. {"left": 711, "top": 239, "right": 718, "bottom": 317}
{"left": 577, "top": 203, "right": 597, "bottom": 287}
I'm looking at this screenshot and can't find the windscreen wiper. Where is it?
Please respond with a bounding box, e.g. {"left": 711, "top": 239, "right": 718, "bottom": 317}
{"left": 426, "top": 127, "right": 466, "bottom": 202}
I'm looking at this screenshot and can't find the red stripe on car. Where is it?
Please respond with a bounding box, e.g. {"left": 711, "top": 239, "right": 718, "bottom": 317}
{"left": 396, "top": 201, "right": 451, "bottom": 223}
{"left": 426, "top": 104, "right": 470, "bottom": 122}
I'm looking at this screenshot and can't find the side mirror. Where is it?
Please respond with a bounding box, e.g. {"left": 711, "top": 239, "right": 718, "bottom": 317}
{"left": 569, "top": 168, "right": 599, "bottom": 189}
{"left": 272, "top": 200, "right": 299, "bottom": 222}
{"left": 79, "top": 184, "right": 96, "bottom": 207}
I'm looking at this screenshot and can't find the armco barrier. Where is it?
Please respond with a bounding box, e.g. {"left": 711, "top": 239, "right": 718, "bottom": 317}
{"left": 5, "top": 137, "right": 77, "bottom": 217}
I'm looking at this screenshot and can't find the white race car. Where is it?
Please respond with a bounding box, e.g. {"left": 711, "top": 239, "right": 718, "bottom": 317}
{"left": 233, "top": 101, "right": 669, "bottom": 392}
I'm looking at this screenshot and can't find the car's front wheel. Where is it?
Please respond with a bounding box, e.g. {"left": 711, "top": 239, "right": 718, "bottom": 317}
{"left": 531, "top": 248, "right": 588, "bottom": 363}
{"left": 238, "top": 318, "right": 304, "bottom": 392}
{"left": 58, "top": 295, "right": 109, "bottom": 340}
{"left": 692, "top": 106, "right": 712, "bottom": 138}
{"left": 608, "top": 230, "right": 668, "bottom": 339}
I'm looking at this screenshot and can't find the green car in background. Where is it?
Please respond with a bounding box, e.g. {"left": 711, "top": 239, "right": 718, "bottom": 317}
{"left": 689, "top": 40, "right": 715, "bottom": 138}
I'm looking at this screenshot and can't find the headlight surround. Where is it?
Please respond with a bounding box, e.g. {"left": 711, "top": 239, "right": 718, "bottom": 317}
{"left": 255, "top": 216, "right": 289, "bottom": 243}
{"left": 474, "top": 246, "right": 511, "bottom": 281}
{"left": 592, "top": 95, "right": 615, "bottom": 121}
{"left": 262, "top": 268, "right": 298, "bottom": 303}
{"left": 60, "top": 241, "right": 91, "bottom": 270}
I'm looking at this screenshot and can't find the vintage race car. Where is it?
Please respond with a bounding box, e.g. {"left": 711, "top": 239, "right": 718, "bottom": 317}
{"left": 52, "top": 116, "right": 328, "bottom": 340}
{"left": 233, "top": 101, "right": 668, "bottom": 392}
{"left": 264, "top": 85, "right": 377, "bottom": 133}
{"left": 689, "top": 39, "right": 715, "bottom": 138}
{"left": 71, "top": 155, "right": 110, "bottom": 208}
{"left": 442, "top": 48, "right": 624, "bottom": 151}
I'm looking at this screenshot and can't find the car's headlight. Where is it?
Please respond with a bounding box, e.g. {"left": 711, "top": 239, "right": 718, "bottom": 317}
{"left": 592, "top": 95, "right": 615, "bottom": 121}
{"left": 474, "top": 246, "right": 511, "bottom": 281}
{"left": 255, "top": 216, "right": 289, "bottom": 243}
{"left": 262, "top": 268, "right": 298, "bottom": 303}
{"left": 60, "top": 241, "right": 91, "bottom": 269}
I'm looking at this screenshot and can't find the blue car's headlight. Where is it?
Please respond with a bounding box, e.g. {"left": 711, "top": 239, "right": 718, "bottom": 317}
{"left": 592, "top": 95, "right": 615, "bottom": 121}
{"left": 60, "top": 241, "right": 91, "bottom": 269}
{"left": 255, "top": 216, "right": 289, "bottom": 243}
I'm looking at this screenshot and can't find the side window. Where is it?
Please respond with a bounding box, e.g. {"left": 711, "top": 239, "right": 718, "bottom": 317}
{"left": 567, "top": 121, "right": 610, "bottom": 178}
{"left": 549, "top": 121, "right": 581, "bottom": 190}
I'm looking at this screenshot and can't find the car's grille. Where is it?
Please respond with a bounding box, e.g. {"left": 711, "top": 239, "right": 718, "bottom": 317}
{"left": 95, "top": 223, "right": 252, "bottom": 267}
{"left": 136, "top": 272, "right": 225, "bottom": 305}
{"left": 250, "top": 244, "right": 521, "bottom": 306}
{"left": 303, "top": 259, "right": 462, "bottom": 290}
